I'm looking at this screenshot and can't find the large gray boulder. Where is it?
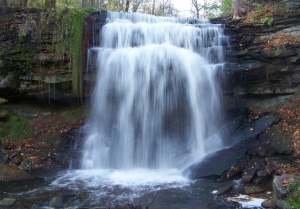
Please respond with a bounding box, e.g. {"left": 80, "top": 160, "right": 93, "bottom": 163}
{"left": 272, "top": 174, "right": 300, "bottom": 209}
{"left": 183, "top": 140, "right": 253, "bottom": 180}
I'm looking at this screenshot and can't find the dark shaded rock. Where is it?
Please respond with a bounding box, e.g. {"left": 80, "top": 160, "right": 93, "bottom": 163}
{"left": 242, "top": 157, "right": 265, "bottom": 183}
{"left": 183, "top": 140, "right": 253, "bottom": 180}
{"left": 18, "top": 160, "right": 32, "bottom": 171}
{"left": 230, "top": 114, "right": 277, "bottom": 144}
{"left": 222, "top": 154, "right": 251, "bottom": 180}
{"left": 11, "top": 154, "right": 23, "bottom": 165}
{"left": 48, "top": 196, "right": 64, "bottom": 208}
{"left": 0, "top": 164, "right": 35, "bottom": 182}
{"left": 0, "top": 149, "right": 8, "bottom": 165}
{"left": 251, "top": 126, "right": 293, "bottom": 157}
{"left": 274, "top": 199, "right": 290, "bottom": 209}
{"left": 0, "top": 198, "right": 16, "bottom": 206}
{"left": 261, "top": 199, "right": 272, "bottom": 208}
{"left": 212, "top": 182, "right": 234, "bottom": 195}
{"left": 244, "top": 185, "right": 264, "bottom": 194}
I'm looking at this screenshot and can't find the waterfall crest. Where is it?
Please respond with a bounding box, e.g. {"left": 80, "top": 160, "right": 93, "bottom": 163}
{"left": 82, "top": 11, "right": 227, "bottom": 170}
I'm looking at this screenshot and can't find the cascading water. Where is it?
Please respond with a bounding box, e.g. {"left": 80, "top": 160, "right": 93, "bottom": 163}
{"left": 82, "top": 11, "right": 227, "bottom": 170}
{"left": 0, "top": 12, "right": 236, "bottom": 209}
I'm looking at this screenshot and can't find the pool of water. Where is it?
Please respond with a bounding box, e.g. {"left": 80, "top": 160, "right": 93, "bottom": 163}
{"left": 0, "top": 169, "right": 249, "bottom": 209}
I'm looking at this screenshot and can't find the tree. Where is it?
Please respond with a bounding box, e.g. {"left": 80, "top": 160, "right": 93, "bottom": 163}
{"left": 125, "top": 0, "right": 130, "bottom": 11}
{"left": 191, "top": 0, "right": 220, "bottom": 18}
{"left": 192, "top": 0, "right": 201, "bottom": 18}
{"left": 45, "top": 0, "right": 56, "bottom": 8}
{"left": 151, "top": 0, "right": 155, "bottom": 14}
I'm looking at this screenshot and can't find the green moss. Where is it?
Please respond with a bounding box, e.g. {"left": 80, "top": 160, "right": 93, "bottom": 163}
{"left": 0, "top": 114, "right": 34, "bottom": 139}
{"left": 51, "top": 8, "right": 95, "bottom": 103}
{"left": 286, "top": 180, "right": 300, "bottom": 209}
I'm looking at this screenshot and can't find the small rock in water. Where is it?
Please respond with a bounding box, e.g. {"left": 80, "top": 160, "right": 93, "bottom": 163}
{"left": 212, "top": 182, "right": 233, "bottom": 195}
{"left": 0, "top": 198, "right": 16, "bottom": 206}
{"left": 48, "top": 196, "right": 64, "bottom": 208}
{"left": 261, "top": 199, "right": 272, "bottom": 208}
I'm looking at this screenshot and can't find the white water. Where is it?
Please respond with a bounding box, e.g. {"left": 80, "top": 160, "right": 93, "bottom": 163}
{"left": 82, "top": 11, "right": 227, "bottom": 171}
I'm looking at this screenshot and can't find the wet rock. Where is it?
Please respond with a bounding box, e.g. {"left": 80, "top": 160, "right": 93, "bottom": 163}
{"left": 251, "top": 126, "right": 293, "bottom": 157}
{"left": 183, "top": 140, "right": 253, "bottom": 180}
{"left": 222, "top": 154, "right": 251, "bottom": 180}
{"left": 230, "top": 114, "right": 277, "bottom": 144}
{"left": 244, "top": 185, "right": 264, "bottom": 194}
{"left": 48, "top": 196, "right": 64, "bottom": 208}
{"left": 212, "top": 182, "right": 234, "bottom": 195}
{"left": 0, "top": 164, "right": 35, "bottom": 182}
{"left": 0, "top": 198, "right": 16, "bottom": 206}
{"left": 242, "top": 157, "right": 264, "bottom": 183}
{"left": 261, "top": 199, "right": 272, "bottom": 208}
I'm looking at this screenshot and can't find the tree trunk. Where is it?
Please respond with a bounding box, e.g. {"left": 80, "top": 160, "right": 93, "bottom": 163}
{"left": 21, "top": 0, "right": 28, "bottom": 7}
{"left": 90, "top": 0, "right": 95, "bottom": 7}
{"left": 125, "top": 0, "right": 130, "bottom": 12}
{"left": 152, "top": 0, "right": 155, "bottom": 15}
{"left": 45, "top": 0, "right": 56, "bottom": 8}
{"left": 82, "top": 0, "right": 88, "bottom": 8}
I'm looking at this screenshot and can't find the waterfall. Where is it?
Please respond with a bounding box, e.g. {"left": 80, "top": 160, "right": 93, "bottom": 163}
{"left": 82, "top": 11, "right": 227, "bottom": 170}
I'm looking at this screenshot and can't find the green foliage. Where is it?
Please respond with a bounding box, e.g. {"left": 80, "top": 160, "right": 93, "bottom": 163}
{"left": 50, "top": 8, "right": 94, "bottom": 102}
{"left": 27, "top": 0, "right": 82, "bottom": 9}
{"left": 69, "top": 8, "right": 92, "bottom": 103}
{"left": 220, "top": 0, "right": 232, "bottom": 16}
{"left": 261, "top": 16, "right": 273, "bottom": 25}
{"left": 286, "top": 180, "right": 300, "bottom": 209}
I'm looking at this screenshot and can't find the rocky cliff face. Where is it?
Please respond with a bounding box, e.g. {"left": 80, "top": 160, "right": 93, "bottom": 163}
{"left": 0, "top": 8, "right": 73, "bottom": 101}
{"left": 207, "top": 0, "right": 300, "bottom": 187}
{"left": 225, "top": 0, "right": 300, "bottom": 97}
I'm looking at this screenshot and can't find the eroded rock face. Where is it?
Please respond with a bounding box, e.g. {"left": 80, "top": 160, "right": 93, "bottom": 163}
{"left": 225, "top": 3, "right": 300, "bottom": 96}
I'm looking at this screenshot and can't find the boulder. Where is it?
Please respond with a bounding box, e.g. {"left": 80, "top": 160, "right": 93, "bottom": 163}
{"left": 183, "top": 140, "right": 253, "bottom": 180}
{"left": 242, "top": 157, "right": 264, "bottom": 183}
{"left": 0, "top": 164, "right": 35, "bottom": 182}
{"left": 272, "top": 174, "right": 300, "bottom": 208}
{"left": 230, "top": 114, "right": 277, "bottom": 144}
{"left": 273, "top": 174, "right": 300, "bottom": 199}
{"left": 0, "top": 198, "right": 16, "bottom": 206}
{"left": 261, "top": 200, "right": 272, "bottom": 208}
{"left": 251, "top": 126, "right": 293, "bottom": 157}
